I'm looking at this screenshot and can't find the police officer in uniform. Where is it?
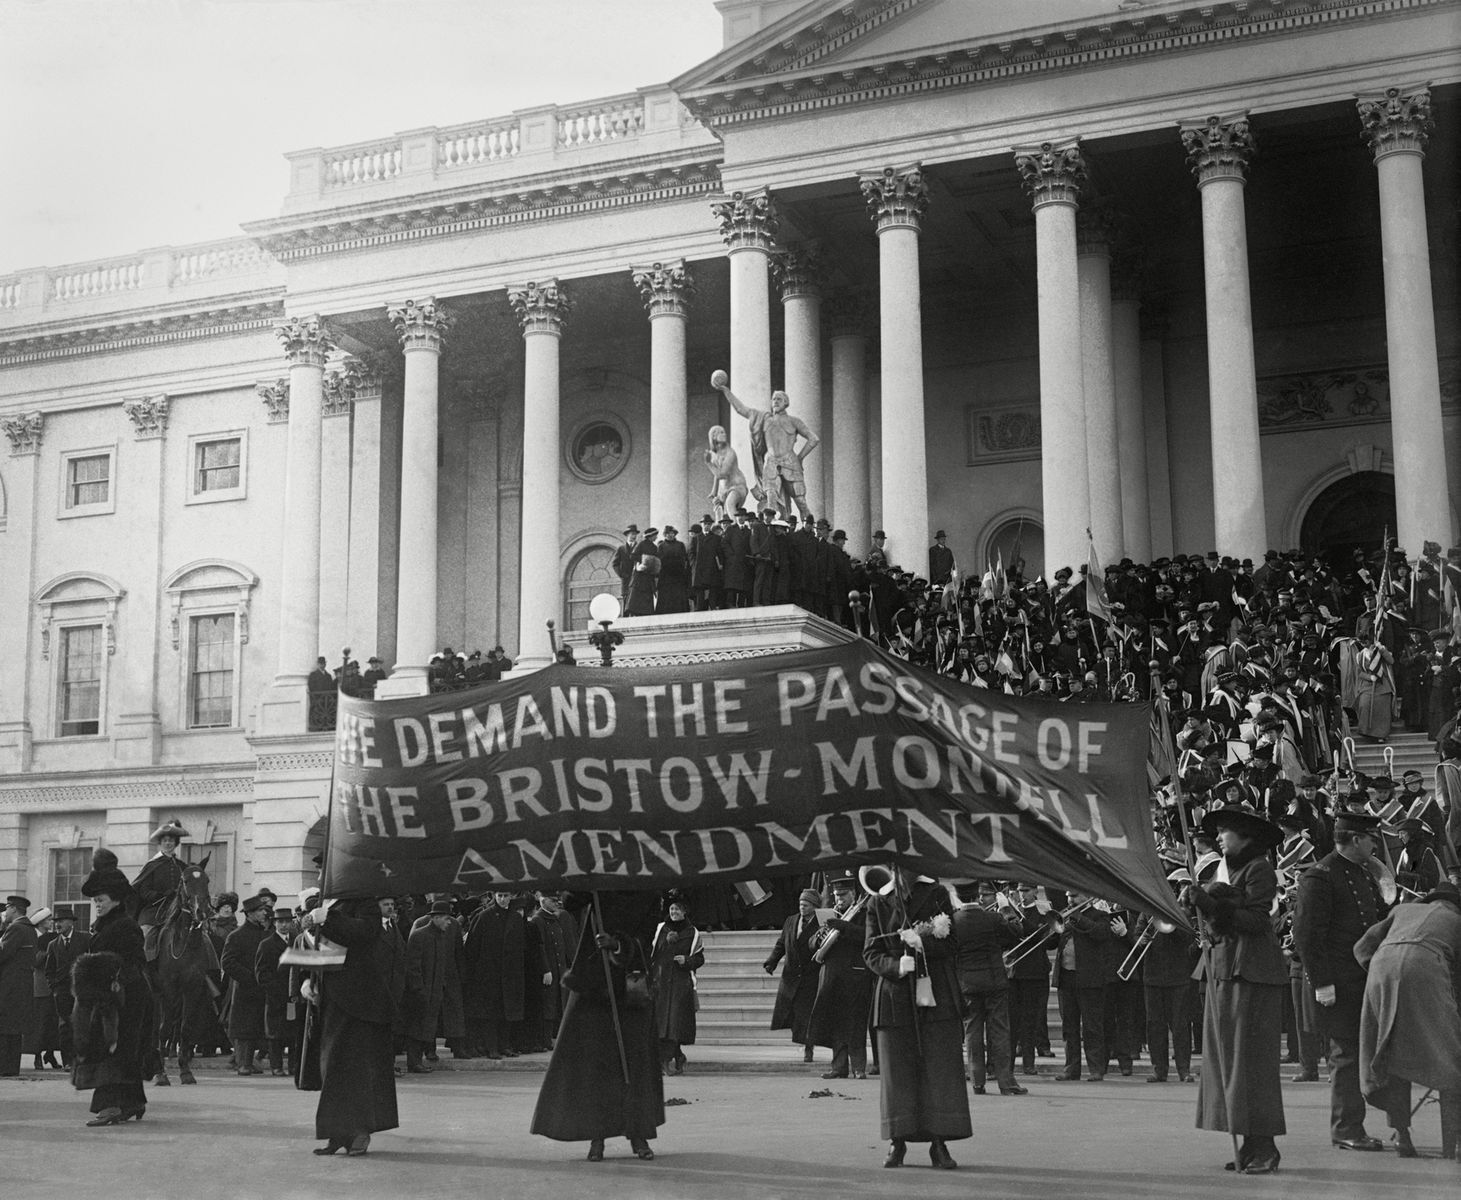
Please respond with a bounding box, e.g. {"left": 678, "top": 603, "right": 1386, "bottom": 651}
{"left": 1292, "top": 810, "right": 1389, "bottom": 1151}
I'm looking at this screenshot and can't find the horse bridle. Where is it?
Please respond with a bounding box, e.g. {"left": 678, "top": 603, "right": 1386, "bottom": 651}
{"left": 166, "top": 868, "right": 213, "bottom": 960}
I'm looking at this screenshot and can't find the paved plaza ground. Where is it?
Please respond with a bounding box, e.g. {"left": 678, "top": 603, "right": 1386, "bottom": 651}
{"left": 2, "top": 1064, "right": 1458, "bottom": 1200}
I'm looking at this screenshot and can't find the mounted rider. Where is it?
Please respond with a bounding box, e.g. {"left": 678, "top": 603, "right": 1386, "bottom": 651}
{"left": 133, "top": 819, "right": 190, "bottom": 961}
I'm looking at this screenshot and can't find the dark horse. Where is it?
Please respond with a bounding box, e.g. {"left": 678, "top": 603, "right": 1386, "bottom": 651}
{"left": 151, "top": 857, "right": 218, "bottom": 1086}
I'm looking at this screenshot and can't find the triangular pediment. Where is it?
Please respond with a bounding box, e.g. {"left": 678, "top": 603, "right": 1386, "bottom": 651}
{"left": 673, "top": 0, "right": 1184, "bottom": 95}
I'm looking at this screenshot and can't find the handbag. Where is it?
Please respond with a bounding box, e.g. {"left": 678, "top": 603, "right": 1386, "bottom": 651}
{"left": 914, "top": 974, "right": 937, "bottom": 1008}
{"left": 624, "top": 970, "right": 650, "bottom": 1010}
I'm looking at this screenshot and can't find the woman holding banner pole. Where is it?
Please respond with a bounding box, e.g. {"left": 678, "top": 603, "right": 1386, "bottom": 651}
{"left": 1184, "top": 806, "right": 1287, "bottom": 1175}
{"left": 863, "top": 866, "right": 971, "bottom": 1170}
{"left": 531, "top": 891, "right": 664, "bottom": 1161}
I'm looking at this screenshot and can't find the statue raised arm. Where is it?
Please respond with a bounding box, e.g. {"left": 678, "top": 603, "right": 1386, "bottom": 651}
{"left": 709, "top": 368, "right": 819, "bottom": 522}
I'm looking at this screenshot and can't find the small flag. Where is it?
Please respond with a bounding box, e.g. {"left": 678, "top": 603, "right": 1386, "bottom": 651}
{"left": 1086, "top": 532, "right": 1112, "bottom": 624}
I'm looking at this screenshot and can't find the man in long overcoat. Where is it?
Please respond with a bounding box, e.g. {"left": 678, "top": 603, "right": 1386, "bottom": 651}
{"left": 764, "top": 888, "right": 823, "bottom": 1061}
{"left": 255, "top": 907, "right": 296, "bottom": 1076}
{"left": 525, "top": 891, "right": 578, "bottom": 1051}
{"left": 1292, "top": 810, "right": 1390, "bottom": 1150}
{"left": 689, "top": 517, "right": 724, "bottom": 612}
{"left": 654, "top": 526, "right": 691, "bottom": 614}
{"left": 221, "top": 895, "right": 270, "bottom": 1075}
{"left": 0, "top": 896, "right": 38, "bottom": 1076}
{"left": 807, "top": 876, "right": 874, "bottom": 1079}
{"left": 462, "top": 890, "right": 525, "bottom": 1059}
{"left": 722, "top": 512, "right": 752, "bottom": 608}
{"left": 44, "top": 907, "right": 91, "bottom": 1068}
{"left": 403, "top": 900, "right": 465, "bottom": 1072}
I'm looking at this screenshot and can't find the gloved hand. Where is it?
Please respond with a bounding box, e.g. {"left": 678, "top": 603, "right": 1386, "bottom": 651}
{"left": 1315, "top": 984, "right": 1337, "bottom": 1007}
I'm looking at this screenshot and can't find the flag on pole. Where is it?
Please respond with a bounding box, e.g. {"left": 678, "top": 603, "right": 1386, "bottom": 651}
{"left": 1086, "top": 531, "right": 1112, "bottom": 624}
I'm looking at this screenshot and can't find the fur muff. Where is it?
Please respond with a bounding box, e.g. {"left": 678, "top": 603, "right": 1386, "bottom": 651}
{"left": 71, "top": 951, "right": 125, "bottom": 1061}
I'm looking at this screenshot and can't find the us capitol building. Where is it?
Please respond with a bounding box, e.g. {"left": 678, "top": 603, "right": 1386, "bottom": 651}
{"left": 0, "top": 0, "right": 1456, "bottom": 906}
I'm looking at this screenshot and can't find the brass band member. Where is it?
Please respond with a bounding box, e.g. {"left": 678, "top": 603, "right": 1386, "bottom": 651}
{"left": 1185, "top": 806, "right": 1287, "bottom": 1175}
{"left": 807, "top": 875, "right": 874, "bottom": 1080}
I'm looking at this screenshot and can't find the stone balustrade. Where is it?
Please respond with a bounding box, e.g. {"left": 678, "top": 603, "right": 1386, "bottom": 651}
{"left": 281, "top": 85, "right": 707, "bottom": 212}
{"left": 0, "top": 237, "right": 283, "bottom": 329}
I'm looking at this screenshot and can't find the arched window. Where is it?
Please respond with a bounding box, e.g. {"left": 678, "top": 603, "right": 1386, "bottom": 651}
{"left": 980, "top": 514, "right": 1045, "bottom": 581}
{"left": 563, "top": 543, "right": 619, "bottom": 630}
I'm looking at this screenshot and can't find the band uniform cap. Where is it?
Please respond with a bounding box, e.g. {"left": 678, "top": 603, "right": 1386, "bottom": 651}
{"left": 1201, "top": 805, "right": 1283, "bottom": 848}
{"left": 1333, "top": 811, "right": 1384, "bottom": 834}
{"left": 427, "top": 900, "right": 454, "bottom": 916}
{"left": 799, "top": 888, "right": 824, "bottom": 906}
{"left": 242, "top": 895, "right": 269, "bottom": 914}
{"left": 150, "top": 819, "right": 190, "bottom": 842}
{"left": 829, "top": 875, "right": 857, "bottom": 891}
{"left": 4, "top": 894, "right": 30, "bottom": 910}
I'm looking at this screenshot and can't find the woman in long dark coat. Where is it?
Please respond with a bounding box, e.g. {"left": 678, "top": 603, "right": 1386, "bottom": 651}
{"left": 1186, "top": 806, "right": 1287, "bottom": 1175}
{"left": 863, "top": 871, "right": 970, "bottom": 1170}
{"left": 650, "top": 897, "right": 704, "bottom": 1075}
{"left": 306, "top": 898, "right": 406, "bottom": 1156}
{"left": 73, "top": 859, "right": 158, "bottom": 1125}
{"left": 1355, "top": 882, "right": 1461, "bottom": 1159}
{"left": 531, "top": 892, "right": 664, "bottom": 1161}
{"left": 763, "top": 890, "right": 823, "bottom": 1060}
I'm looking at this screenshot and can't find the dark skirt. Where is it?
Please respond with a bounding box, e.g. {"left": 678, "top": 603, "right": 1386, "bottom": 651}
{"left": 876, "top": 1018, "right": 972, "bottom": 1142}
{"left": 25, "top": 994, "right": 59, "bottom": 1053}
{"left": 294, "top": 1001, "right": 323, "bottom": 1092}
{"left": 531, "top": 989, "right": 664, "bottom": 1142}
{"left": 315, "top": 1010, "right": 398, "bottom": 1140}
{"left": 92, "top": 1080, "right": 146, "bottom": 1114}
{"left": 1197, "top": 977, "right": 1286, "bottom": 1137}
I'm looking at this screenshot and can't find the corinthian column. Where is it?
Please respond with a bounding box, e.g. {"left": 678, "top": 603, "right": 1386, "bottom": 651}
{"left": 1358, "top": 85, "right": 1454, "bottom": 552}
{"left": 710, "top": 188, "right": 778, "bottom": 495}
{"left": 378, "top": 298, "right": 452, "bottom": 697}
{"left": 826, "top": 290, "right": 870, "bottom": 553}
{"left": 632, "top": 260, "right": 694, "bottom": 533}
{"left": 1078, "top": 207, "right": 1123, "bottom": 561}
{"left": 1179, "top": 113, "right": 1266, "bottom": 560}
{"left": 0, "top": 414, "right": 44, "bottom": 769}
{"left": 509, "top": 279, "right": 571, "bottom": 670}
{"left": 858, "top": 164, "right": 930, "bottom": 569}
{"left": 776, "top": 244, "right": 825, "bottom": 520}
{"left": 1014, "top": 140, "right": 1087, "bottom": 577}
{"left": 259, "top": 315, "right": 333, "bottom": 733}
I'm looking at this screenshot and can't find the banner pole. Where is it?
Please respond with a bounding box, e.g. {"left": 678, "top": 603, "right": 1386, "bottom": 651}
{"left": 591, "top": 891, "right": 631, "bottom": 1087}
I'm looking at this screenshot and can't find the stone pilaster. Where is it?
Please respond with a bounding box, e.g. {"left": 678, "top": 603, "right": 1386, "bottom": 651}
{"left": 0, "top": 413, "right": 44, "bottom": 770}
{"left": 257, "top": 379, "right": 290, "bottom": 424}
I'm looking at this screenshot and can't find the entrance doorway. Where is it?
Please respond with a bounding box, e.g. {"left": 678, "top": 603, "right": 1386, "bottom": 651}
{"left": 1299, "top": 470, "right": 1396, "bottom": 568}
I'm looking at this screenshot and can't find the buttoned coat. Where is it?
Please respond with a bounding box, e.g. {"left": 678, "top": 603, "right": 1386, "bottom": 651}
{"left": 221, "top": 920, "right": 268, "bottom": 1039}
{"left": 764, "top": 911, "right": 821, "bottom": 1031}
{"left": 0, "top": 917, "right": 39, "bottom": 1037}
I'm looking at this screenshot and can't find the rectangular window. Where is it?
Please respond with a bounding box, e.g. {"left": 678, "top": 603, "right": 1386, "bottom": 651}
{"left": 67, "top": 454, "right": 110, "bottom": 508}
{"left": 195, "top": 437, "right": 241, "bottom": 493}
{"left": 51, "top": 847, "right": 91, "bottom": 907}
{"left": 181, "top": 840, "right": 229, "bottom": 898}
{"left": 59, "top": 625, "right": 102, "bottom": 736}
{"left": 189, "top": 614, "right": 235, "bottom": 728}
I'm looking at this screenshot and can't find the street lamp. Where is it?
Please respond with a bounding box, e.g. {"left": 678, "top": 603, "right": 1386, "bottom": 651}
{"left": 587, "top": 592, "right": 624, "bottom": 667}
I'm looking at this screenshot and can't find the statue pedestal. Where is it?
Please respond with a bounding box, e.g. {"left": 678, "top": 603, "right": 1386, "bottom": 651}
{"left": 558, "top": 604, "right": 856, "bottom": 668}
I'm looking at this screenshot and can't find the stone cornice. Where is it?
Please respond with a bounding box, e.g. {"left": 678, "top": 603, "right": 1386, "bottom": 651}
{"left": 0, "top": 294, "right": 285, "bottom": 369}
{"left": 246, "top": 154, "right": 724, "bottom": 262}
{"left": 676, "top": 0, "right": 1459, "bottom": 128}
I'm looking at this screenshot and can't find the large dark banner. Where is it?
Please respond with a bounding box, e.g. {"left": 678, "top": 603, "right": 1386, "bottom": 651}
{"left": 325, "top": 641, "right": 1185, "bottom": 924}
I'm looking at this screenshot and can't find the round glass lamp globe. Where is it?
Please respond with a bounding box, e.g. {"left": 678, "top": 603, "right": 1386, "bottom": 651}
{"left": 588, "top": 593, "right": 622, "bottom": 625}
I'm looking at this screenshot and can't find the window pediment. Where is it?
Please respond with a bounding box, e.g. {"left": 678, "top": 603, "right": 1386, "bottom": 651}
{"left": 163, "top": 559, "right": 258, "bottom": 649}
{"left": 34, "top": 572, "right": 125, "bottom": 660}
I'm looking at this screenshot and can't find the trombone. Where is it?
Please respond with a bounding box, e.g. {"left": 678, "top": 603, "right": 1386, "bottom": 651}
{"left": 1003, "top": 898, "right": 1094, "bottom": 971}
{"left": 1116, "top": 917, "right": 1177, "bottom": 981}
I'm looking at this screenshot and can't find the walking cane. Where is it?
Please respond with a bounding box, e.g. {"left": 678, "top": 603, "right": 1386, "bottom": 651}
{"left": 591, "top": 892, "right": 631, "bottom": 1087}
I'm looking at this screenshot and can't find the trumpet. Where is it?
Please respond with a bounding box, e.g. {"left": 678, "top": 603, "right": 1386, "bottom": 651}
{"left": 1116, "top": 918, "right": 1177, "bottom": 981}
{"left": 1003, "top": 898, "right": 1094, "bottom": 971}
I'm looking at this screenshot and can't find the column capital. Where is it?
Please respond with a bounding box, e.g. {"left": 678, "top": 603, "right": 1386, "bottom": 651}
{"left": 824, "top": 288, "right": 869, "bottom": 339}
{"left": 1013, "top": 140, "right": 1085, "bottom": 210}
{"left": 1179, "top": 112, "right": 1255, "bottom": 185}
{"left": 1, "top": 411, "right": 44, "bottom": 456}
{"left": 388, "top": 297, "right": 454, "bottom": 353}
{"left": 710, "top": 186, "right": 780, "bottom": 253}
{"left": 323, "top": 356, "right": 385, "bottom": 416}
{"left": 1357, "top": 85, "right": 1434, "bottom": 161}
{"left": 508, "top": 279, "right": 571, "bottom": 336}
{"left": 858, "top": 164, "right": 928, "bottom": 232}
{"left": 275, "top": 314, "right": 336, "bottom": 367}
{"left": 774, "top": 242, "right": 823, "bottom": 301}
{"left": 122, "top": 395, "right": 169, "bottom": 439}
{"left": 630, "top": 259, "right": 695, "bottom": 318}
{"left": 1076, "top": 206, "right": 1118, "bottom": 257}
{"left": 257, "top": 378, "right": 290, "bottom": 424}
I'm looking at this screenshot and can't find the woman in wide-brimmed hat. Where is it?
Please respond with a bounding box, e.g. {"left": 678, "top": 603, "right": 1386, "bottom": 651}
{"left": 72, "top": 849, "right": 159, "bottom": 1126}
{"left": 1185, "top": 805, "right": 1287, "bottom": 1175}
{"left": 1355, "top": 881, "right": 1461, "bottom": 1161}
